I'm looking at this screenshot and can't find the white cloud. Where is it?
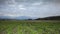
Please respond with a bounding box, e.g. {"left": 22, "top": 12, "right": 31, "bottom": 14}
{"left": 17, "top": 5, "right": 26, "bottom": 10}
{"left": 32, "top": 2, "right": 43, "bottom": 5}
{"left": 19, "top": 7, "right": 26, "bottom": 10}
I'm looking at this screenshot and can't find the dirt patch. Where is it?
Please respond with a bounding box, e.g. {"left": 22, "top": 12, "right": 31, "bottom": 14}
{"left": 12, "top": 26, "right": 18, "bottom": 34}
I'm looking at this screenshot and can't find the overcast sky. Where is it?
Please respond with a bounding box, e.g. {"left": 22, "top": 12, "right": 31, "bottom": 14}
{"left": 0, "top": 0, "right": 60, "bottom": 18}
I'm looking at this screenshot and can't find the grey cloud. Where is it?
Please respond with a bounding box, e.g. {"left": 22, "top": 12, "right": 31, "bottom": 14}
{"left": 0, "top": 0, "right": 60, "bottom": 18}
{"left": 15, "top": 0, "right": 40, "bottom": 3}
{"left": 0, "top": 0, "right": 6, "bottom": 4}
{"left": 0, "top": 0, "right": 60, "bottom": 5}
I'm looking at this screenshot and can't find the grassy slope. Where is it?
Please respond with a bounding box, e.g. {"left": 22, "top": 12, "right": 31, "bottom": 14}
{"left": 0, "top": 20, "right": 60, "bottom": 34}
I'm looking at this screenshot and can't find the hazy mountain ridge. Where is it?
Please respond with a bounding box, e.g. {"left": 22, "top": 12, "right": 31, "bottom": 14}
{"left": 15, "top": 16, "right": 32, "bottom": 20}
{"left": 35, "top": 16, "right": 60, "bottom": 20}
{"left": 0, "top": 16, "right": 32, "bottom": 20}
{"left": 0, "top": 16, "right": 60, "bottom": 20}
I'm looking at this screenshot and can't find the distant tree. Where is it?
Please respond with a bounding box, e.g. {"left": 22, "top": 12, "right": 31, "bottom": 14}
{"left": 28, "top": 19, "right": 32, "bottom": 20}
{"left": 35, "top": 18, "right": 41, "bottom": 20}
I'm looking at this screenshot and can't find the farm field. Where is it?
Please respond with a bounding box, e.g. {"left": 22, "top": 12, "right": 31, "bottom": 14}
{"left": 0, "top": 20, "right": 60, "bottom": 34}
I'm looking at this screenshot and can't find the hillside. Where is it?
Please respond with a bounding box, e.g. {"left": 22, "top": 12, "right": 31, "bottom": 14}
{"left": 35, "top": 16, "right": 60, "bottom": 20}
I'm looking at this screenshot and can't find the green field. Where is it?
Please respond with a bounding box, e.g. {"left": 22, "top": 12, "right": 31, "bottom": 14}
{"left": 0, "top": 20, "right": 60, "bottom": 34}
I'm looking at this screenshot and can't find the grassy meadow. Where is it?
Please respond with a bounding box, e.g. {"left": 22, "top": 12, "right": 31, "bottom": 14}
{"left": 0, "top": 20, "right": 60, "bottom": 34}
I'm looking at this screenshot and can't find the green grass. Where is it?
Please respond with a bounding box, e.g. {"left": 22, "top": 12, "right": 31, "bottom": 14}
{"left": 0, "top": 20, "right": 60, "bottom": 34}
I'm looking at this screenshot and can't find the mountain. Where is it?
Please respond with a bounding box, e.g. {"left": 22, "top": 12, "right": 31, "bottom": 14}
{"left": 0, "top": 16, "right": 32, "bottom": 20}
{"left": 0, "top": 15, "right": 60, "bottom": 20}
{"left": 35, "top": 16, "right": 60, "bottom": 20}
{"left": 0, "top": 16, "right": 10, "bottom": 19}
{"left": 15, "top": 16, "right": 32, "bottom": 20}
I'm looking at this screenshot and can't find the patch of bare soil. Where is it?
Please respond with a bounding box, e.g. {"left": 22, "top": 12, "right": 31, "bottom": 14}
{"left": 12, "top": 27, "right": 17, "bottom": 34}
{"left": 0, "top": 31, "right": 7, "bottom": 34}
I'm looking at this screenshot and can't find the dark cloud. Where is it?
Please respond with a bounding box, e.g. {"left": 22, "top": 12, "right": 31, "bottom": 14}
{"left": 15, "top": 0, "right": 40, "bottom": 3}
{"left": 0, "top": 0, "right": 6, "bottom": 3}
{"left": 0, "top": 0, "right": 6, "bottom": 4}
{"left": 0, "top": 0, "right": 60, "bottom": 5}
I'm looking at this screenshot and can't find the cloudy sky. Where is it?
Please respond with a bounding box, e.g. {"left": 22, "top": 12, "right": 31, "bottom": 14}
{"left": 0, "top": 0, "right": 60, "bottom": 18}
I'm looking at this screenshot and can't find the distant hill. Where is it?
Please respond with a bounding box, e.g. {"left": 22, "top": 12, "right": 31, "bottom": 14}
{"left": 0, "top": 16, "right": 11, "bottom": 19}
{"left": 35, "top": 16, "right": 60, "bottom": 20}
{"left": 15, "top": 16, "right": 32, "bottom": 20}
{"left": 0, "top": 16, "right": 60, "bottom": 20}
{"left": 0, "top": 16, "right": 32, "bottom": 20}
